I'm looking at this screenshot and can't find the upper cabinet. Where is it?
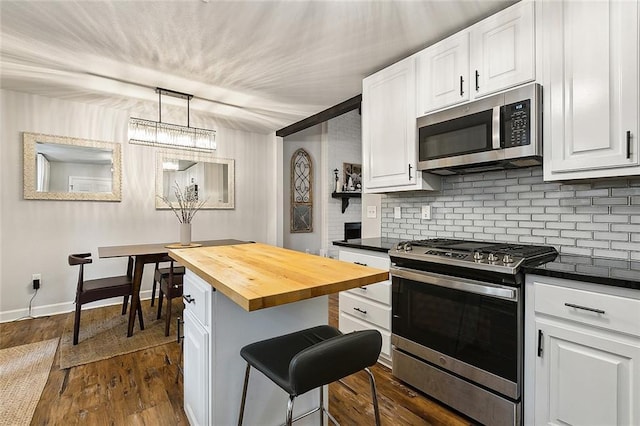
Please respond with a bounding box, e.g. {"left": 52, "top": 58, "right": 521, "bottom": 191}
{"left": 543, "top": 0, "right": 640, "bottom": 181}
{"left": 416, "top": 0, "right": 535, "bottom": 116}
{"left": 416, "top": 32, "right": 470, "bottom": 115}
{"left": 362, "top": 57, "right": 441, "bottom": 193}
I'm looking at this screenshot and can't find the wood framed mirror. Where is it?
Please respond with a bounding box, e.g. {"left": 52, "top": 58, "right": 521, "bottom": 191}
{"left": 23, "top": 132, "right": 122, "bottom": 201}
{"left": 155, "top": 151, "right": 235, "bottom": 210}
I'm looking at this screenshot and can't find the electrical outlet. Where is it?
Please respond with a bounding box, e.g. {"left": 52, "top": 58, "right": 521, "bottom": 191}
{"left": 394, "top": 206, "right": 401, "bottom": 219}
{"left": 366, "top": 206, "right": 377, "bottom": 218}
{"left": 421, "top": 205, "right": 432, "bottom": 220}
{"left": 32, "top": 273, "right": 41, "bottom": 290}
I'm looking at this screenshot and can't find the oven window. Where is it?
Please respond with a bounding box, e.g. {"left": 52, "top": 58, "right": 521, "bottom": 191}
{"left": 394, "top": 278, "right": 517, "bottom": 382}
{"left": 419, "top": 109, "right": 493, "bottom": 161}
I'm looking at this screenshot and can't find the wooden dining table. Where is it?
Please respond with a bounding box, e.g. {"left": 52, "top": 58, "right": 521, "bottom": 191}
{"left": 98, "top": 239, "right": 248, "bottom": 337}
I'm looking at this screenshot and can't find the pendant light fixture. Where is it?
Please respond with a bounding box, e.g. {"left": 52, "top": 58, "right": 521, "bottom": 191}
{"left": 129, "top": 88, "right": 216, "bottom": 152}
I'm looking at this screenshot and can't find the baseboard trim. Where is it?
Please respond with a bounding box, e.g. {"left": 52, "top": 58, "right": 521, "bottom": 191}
{"left": 0, "top": 290, "right": 154, "bottom": 323}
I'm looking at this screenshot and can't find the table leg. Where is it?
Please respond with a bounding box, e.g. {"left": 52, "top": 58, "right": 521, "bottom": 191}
{"left": 128, "top": 256, "right": 145, "bottom": 337}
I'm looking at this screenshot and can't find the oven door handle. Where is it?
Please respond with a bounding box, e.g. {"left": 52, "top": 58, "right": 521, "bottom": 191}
{"left": 390, "top": 266, "right": 518, "bottom": 301}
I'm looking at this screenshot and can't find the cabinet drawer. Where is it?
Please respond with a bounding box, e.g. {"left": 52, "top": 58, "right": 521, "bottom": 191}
{"left": 347, "top": 280, "right": 391, "bottom": 305}
{"left": 534, "top": 282, "right": 640, "bottom": 337}
{"left": 339, "top": 312, "right": 392, "bottom": 360}
{"left": 339, "top": 250, "right": 390, "bottom": 272}
{"left": 339, "top": 292, "right": 391, "bottom": 330}
{"left": 183, "top": 272, "right": 211, "bottom": 328}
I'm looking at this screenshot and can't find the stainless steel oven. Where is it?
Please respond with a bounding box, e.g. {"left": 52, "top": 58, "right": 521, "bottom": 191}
{"left": 389, "top": 239, "right": 557, "bottom": 426}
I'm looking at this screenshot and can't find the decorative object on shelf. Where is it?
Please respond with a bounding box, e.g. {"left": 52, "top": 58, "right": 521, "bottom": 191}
{"left": 343, "top": 162, "right": 362, "bottom": 192}
{"left": 158, "top": 181, "right": 207, "bottom": 245}
{"left": 334, "top": 168, "right": 341, "bottom": 193}
{"left": 290, "top": 148, "right": 313, "bottom": 233}
{"left": 129, "top": 88, "right": 216, "bottom": 152}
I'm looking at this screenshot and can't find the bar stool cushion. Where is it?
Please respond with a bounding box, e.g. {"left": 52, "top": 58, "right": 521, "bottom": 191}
{"left": 240, "top": 325, "right": 381, "bottom": 397}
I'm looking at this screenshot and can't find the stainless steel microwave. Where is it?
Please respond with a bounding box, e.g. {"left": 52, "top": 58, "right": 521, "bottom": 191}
{"left": 417, "top": 83, "right": 542, "bottom": 175}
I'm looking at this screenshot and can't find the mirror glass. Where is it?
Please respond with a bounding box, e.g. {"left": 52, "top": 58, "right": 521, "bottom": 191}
{"left": 23, "top": 132, "right": 121, "bottom": 201}
{"left": 156, "top": 151, "right": 235, "bottom": 210}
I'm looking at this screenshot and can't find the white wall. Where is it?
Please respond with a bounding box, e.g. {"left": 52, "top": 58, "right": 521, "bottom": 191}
{"left": 327, "top": 109, "right": 363, "bottom": 257}
{"left": 282, "top": 124, "right": 324, "bottom": 254}
{"left": 0, "top": 90, "right": 277, "bottom": 320}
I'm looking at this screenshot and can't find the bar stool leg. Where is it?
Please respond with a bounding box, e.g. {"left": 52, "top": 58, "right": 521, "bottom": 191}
{"left": 364, "top": 367, "right": 381, "bottom": 426}
{"left": 319, "top": 386, "right": 323, "bottom": 426}
{"left": 238, "top": 363, "right": 251, "bottom": 426}
{"left": 286, "top": 395, "right": 295, "bottom": 426}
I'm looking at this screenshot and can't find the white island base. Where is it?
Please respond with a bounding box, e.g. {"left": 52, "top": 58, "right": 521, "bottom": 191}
{"left": 183, "top": 270, "right": 329, "bottom": 426}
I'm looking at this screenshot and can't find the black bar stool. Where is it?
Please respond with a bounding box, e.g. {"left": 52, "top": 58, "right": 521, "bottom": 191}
{"left": 238, "top": 325, "right": 382, "bottom": 426}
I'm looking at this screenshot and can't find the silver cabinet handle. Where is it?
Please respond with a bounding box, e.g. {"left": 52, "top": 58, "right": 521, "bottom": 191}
{"left": 176, "top": 317, "right": 184, "bottom": 343}
{"left": 359, "top": 286, "right": 368, "bottom": 291}
{"left": 183, "top": 294, "right": 195, "bottom": 304}
{"left": 564, "top": 303, "right": 605, "bottom": 315}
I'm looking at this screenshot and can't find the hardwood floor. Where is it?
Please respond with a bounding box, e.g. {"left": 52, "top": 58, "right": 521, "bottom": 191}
{"left": 1, "top": 296, "right": 475, "bottom": 425}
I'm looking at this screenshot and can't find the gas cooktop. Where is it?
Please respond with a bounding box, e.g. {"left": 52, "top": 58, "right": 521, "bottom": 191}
{"left": 391, "top": 238, "right": 558, "bottom": 275}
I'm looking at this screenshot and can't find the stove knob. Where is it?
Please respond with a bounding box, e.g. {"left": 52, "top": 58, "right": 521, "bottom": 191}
{"left": 395, "top": 243, "right": 405, "bottom": 251}
{"left": 403, "top": 243, "right": 412, "bottom": 251}
{"left": 487, "top": 253, "right": 498, "bottom": 262}
{"left": 503, "top": 254, "right": 514, "bottom": 264}
{"left": 473, "top": 251, "right": 484, "bottom": 261}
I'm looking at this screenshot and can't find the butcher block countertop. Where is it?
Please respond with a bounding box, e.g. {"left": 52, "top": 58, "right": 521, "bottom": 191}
{"left": 169, "top": 242, "right": 389, "bottom": 311}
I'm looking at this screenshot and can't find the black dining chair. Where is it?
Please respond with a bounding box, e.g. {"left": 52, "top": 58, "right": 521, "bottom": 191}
{"left": 68, "top": 253, "right": 143, "bottom": 345}
{"left": 238, "top": 325, "right": 382, "bottom": 426}
{"left": 150, "top": 255, "right": 185, "bottom": 307}
{"left": 156, "top": 259, "right": 184, "bottom": 336}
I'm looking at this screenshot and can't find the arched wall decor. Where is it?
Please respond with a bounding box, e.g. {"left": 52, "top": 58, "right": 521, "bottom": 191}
{"left": 290, "top": 148, "right": 313, "bottom": 233}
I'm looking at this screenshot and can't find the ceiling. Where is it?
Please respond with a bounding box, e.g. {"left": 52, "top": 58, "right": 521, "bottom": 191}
{"left": 1, "top": 0, "right": 515, "bottom": 134}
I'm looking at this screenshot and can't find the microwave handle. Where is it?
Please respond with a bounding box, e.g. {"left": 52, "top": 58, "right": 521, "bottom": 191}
{"left": 492, "top": 106, "right": 501, "bottom": 149}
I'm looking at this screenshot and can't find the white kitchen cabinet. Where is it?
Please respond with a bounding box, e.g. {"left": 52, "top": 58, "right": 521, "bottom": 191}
{"left": 338, "top": 247, "right": 392, "bottom": 367}
{"left": 543, "top": 0, "right": 640, "bottom": 180}
{"left": 182, "top": 271, "right": 211, "bottom": 426}
{"left": 182, "top": 270, "right": 325, "bottom": 426}
{"left": 416, "top": 32, "right": 470, "bottom": 115}
{"left": 415, "top": 0, "right": 535, "bottom": 115}
{"left": 470, "top": 0, "right": 535, "bottom": 99}
{"left": 524, "top": 275, "right": 640, "bottom": 426}
{"left": 362, "top": 56, "right": 440, "bottom": 193}
{"left": 183, "top": 309, "right": 209, "bottom": 426}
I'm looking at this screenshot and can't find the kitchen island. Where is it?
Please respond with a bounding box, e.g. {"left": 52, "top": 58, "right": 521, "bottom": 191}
{"left": 169, "top": 242, "right": 388, "bottom": 426}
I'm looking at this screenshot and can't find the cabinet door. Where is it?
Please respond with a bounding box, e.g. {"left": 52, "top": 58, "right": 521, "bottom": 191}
{"left": 535, "top": 319, "right": 639, "bottom": 425}
{"left": 183, "top": 310, "right": 209, "bottom": 426}
{"left": 416, "top": 31, "right": 470, "bottom": 115}
{"left": 471, "top": 0, "right": 535, "bottom": 98}
{"left": 362, "top": 57, "right": 417, "bottom": 190}
{"left": 545, "top": 0, "right": 640, "bottom": 178}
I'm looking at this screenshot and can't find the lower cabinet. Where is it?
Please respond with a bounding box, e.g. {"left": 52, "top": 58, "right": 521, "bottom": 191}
{"left": 182, "top": 273, "right": 211, "bottom": 426}
{"left": 525, "top": 275, "right": 640, "bottom": 425}
{"left": 182, "top": 270, "right": 328, "bottom": 425}
{"left": 183, "top": 309, "right": 209, "bottom": 426}
{"left": 338, "top": 247, "right": 392, "bottom": 367}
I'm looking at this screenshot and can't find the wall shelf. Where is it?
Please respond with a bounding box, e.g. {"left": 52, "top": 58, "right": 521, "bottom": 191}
{"left": 332, "top": 191, "right": 361, "bottom": 213}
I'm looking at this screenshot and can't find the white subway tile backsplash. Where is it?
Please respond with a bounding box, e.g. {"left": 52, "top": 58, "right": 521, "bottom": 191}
{"left": 381, "top": 166, "right": 640, "bottom": 260}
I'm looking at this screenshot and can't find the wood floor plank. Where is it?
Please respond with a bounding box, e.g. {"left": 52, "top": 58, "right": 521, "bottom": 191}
{"left": 2, "top": 296, "right": 474, "bottom": 425}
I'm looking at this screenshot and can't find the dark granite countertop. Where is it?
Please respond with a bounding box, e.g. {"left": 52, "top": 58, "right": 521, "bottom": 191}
{"left": 524, "top": 254, "right": 640, "bottom": 291}
{"left": 332, "top": 238, "right": 401, "bottom": 254}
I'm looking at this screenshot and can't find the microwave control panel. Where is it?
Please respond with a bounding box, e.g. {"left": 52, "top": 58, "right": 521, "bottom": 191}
{"left": 501, "top": 99, "right": 530, "bottom": 147}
